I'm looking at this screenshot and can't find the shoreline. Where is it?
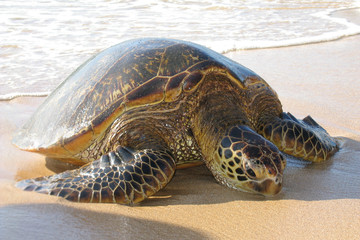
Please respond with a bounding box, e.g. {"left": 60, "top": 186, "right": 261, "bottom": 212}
{"left": 332, "top": 7, "right": 360, "bottom": 26}
{"left": 1, "top": 9, "right": 360, "bottom": 101}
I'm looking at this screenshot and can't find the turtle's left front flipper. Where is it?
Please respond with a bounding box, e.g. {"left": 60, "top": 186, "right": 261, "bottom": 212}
{"left": 259, "top": 112, "right": 338, "bottom": 162}
{"left": 17, "top": 146, "right": 176, "bottom": 204}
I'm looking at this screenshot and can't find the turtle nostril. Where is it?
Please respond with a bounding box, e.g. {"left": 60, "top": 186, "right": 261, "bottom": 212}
{"left": 275, "top": 175, "right": 282, "bottom": 184}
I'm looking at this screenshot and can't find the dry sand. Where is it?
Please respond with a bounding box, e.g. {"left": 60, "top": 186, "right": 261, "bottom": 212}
{"left": 1, "top": 28, "right": 360, "bottom": 240}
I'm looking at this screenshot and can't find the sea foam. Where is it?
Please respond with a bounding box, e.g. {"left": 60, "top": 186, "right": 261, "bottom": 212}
{"left": 1, "top": 1, "right": 359, "bottom": 101}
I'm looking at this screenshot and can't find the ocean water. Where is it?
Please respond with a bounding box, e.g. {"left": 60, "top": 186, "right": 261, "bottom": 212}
{"left": 1, "top": 0, "right": 359, "bottom": 100}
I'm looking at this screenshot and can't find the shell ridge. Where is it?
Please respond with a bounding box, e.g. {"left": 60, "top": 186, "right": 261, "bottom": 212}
{"left": 124, "top": 76, "right": 168, "bottom": 109}
{"left": 156, "top": 42, "right": 180, "bottom": 77}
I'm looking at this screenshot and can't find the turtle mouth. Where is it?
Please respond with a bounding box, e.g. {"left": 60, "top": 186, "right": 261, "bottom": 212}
{"left": 245, "top": 175, "right": 283, "bottom": 196}
{"left": 215, "top": 169, "right": 283, "bottom": 196}
{"left": 240, "top": 156, "right": 283, "bottom": 195}
{"left": 228, "top": 172, "right": 283, "bottom": 196}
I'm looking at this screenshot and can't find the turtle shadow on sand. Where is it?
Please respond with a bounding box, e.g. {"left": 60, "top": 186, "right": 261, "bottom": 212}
{"left": 0, "top": 203, "right": 210, "bottom": 239}
{"left": 142, "top": 137, "right": 360, "bottom": 206}
{"left": 42, "top": 136, "right": 360, "bottom": 207}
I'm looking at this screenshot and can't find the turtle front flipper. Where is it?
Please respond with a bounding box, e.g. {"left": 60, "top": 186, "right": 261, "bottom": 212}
{"left": 260, "top": 112, "right": 338, "bottom": 162}
{"left": 17, "top": 146, "right": 176, "bottom": 204}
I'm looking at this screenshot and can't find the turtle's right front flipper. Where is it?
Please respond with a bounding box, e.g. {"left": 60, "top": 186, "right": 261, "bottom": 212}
{"left": 260, "top": 112, "right": 338, "bottom": 162}
{"left": 17, "top": 146, "right": 176, "bottom": 204}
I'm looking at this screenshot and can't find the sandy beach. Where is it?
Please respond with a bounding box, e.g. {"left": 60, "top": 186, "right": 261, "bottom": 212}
{"left": 1, "top": 27, "right": 360, "bottom": 240}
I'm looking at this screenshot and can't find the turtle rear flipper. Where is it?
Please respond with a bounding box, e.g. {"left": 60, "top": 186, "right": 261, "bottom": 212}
{"left": 261, "top": 112, "right": 338, "bottom": 162}
{"left": 17, "top": 146, "right": 176, "bottom": 205}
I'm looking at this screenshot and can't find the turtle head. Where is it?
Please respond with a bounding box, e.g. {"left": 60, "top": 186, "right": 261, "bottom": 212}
{"left": 212, "top": 125, "right": 286, "bottom": 196}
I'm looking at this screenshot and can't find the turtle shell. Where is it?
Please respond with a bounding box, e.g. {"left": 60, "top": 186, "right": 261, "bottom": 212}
{"left": 13, "top": 38, "right": 258, "bottom": 158}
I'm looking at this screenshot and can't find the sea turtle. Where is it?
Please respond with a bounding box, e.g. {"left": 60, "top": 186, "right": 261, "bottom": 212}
{"left": 13, "top": 38, "right": 338, "bottom": 204}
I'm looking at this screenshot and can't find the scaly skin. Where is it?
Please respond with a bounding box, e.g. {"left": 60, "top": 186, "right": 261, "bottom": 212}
{"left": 213, "top": 125, "right": 285, "bottom": 195}
{"left": 259, "top": 113, "right": 338, "bottom": 162}
{"left": 191, "top": 74, "right": 285, "bottom": 195}
{"left": 18, "top": 147, "right": 176, "bottom": 204}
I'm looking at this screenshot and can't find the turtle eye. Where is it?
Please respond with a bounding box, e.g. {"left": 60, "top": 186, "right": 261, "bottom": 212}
{"left": 244, "top": 160, "right": 259, "bottom": 179}
{"left": 246, "top": 168, "right": 256, "bottom": 178}
{"left": 253, "top": 83, "right": 265, "bottom": 89}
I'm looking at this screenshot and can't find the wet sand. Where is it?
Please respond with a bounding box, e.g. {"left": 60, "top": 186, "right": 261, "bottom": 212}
{"left": 1, "top": 35, "right": 360, "bottom": 240}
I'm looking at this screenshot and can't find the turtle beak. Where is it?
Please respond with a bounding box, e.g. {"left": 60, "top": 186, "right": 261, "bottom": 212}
{"left": 249, "top": 175, "right": 283, "bottom": 196}
{"left": 241, "top": 158, "right": 283, "bottom": 196}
